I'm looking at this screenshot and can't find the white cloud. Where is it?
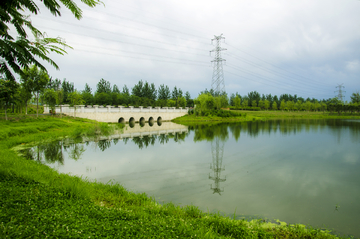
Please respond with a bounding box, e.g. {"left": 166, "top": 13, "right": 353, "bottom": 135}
{"left": 13, "top": 0, "right": 360, "bottom": 101}
{"left": 346, "top": 60, "right": 360, "bottom": 72}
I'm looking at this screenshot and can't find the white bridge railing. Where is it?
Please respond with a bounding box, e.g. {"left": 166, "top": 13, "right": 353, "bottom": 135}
{"left": 44, "top": 105, "right": 189, "bottom": 114}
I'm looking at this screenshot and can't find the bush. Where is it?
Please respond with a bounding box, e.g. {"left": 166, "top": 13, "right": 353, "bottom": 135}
{"left": 200, "top": 109, "right": 241, "bottom": 118}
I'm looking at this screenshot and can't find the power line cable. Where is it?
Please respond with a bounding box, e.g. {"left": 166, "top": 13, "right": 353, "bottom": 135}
{"left": 225, "top": 42, "right": 332, "bottom": 87}
{"left": 225, "top": 52, "right": 327, "bottom": 89}
{"left": 36, "top": 18, "right": 210, "bottom": 52}
{"left": 226, "top": 64, "right": 330, "bottom": 95}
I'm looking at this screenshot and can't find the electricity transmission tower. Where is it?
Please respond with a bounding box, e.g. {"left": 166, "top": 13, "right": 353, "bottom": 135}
{"left": 210, "top": 34, "right": 226, "bottom": 96}
{"left": 335, "top": 84, "right": 345, "bottom": 102}
{"left": 209, "top": 137, "right": 226, "bottom": 195}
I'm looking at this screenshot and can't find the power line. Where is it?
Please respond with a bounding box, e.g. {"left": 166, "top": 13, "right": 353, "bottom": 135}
{"left": 225, "top": 42, "right": 333, "bottom": 88}
{"left": 226, "top": 63, "right": 330, "bottom": 95}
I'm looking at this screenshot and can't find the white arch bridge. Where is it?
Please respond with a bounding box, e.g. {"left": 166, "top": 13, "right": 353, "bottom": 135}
{"left": 44, "top": 105, "right": 189, "bottom": 123}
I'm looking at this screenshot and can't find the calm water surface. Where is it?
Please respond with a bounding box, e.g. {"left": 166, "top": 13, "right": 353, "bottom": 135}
{"left": 25, "top": 119, "right": 360, "bottom": 237}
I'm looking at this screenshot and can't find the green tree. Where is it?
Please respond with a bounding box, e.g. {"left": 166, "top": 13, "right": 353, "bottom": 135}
{"left": 47, "top": 78, "right": 62, "bottom": 91}
{"left": 96, "top": 78, "right": 111, "bottom": 94}
{"left": 264, "top": 99, "right": 270, "bottom": 110}
{"left": 132, "top": 80, "right": 144, "bottom": 98}
{"left": 320, "top": 102, "right": 327, "bottom": 112}
{"left": 21, "top": 65, "right": 49, "bottom": 117}
{"left": 251, "top": 100, "right": 257, "bottom": 108}
{"left": 248, "top": 91, "right": 260, "bottom": 106}
{"left": 19, "top": 78, "right": 33, "bottom": 114}
{"left": 123, "top": 85, "right": 130, "bottom": 96}
{"left": 0, "top": 0, "right": 101, "bottom": 81}
{"left": 196, "top": 93, "right": 215, "bottom": 115}
{"left": 242, "top": 99, "right": 248, "bottom": 109}
{"left": 158, "top": 84, "right": 170, "bottom": 100}
{"left": 84, "top": 83, "right": 92, "bottom": 94}
{"left": 272, "top": 101, "right": 278, "bottom": 110}
{"left": 258, "top": 100, "right": 264, "bottom": 109}
{"left": 280, "top": 100, "right": 286, "bottom": 111}
{"left": 304, "top": 101, "right": 312, "bottom": 112}
{"left": 0, "top": 78, "right": 19, "bottom": 120}
{"left": 286, "top": 100, "right": 295, "bottom": 111}
{"left": 178, "top": 97, "right": 186, "bottom": 108}
{"left": 68, "top": 91, "right": 84, "bottom": 117}
{"left": 43, "top": 89, "right": 57, "bottom": 114}
{"left": 234, "top": 95, "right": 241, "bottom": 109}
{"left": 351, "top": 92, "right": 360, "bottom": 104}
{"left": 112, "top": 84, "right": 120, "bottom": 94}
{"left": 62, "top": 79, "right": 74, "bottom": 104}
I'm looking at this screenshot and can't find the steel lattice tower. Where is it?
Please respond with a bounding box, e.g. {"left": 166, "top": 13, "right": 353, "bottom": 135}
{"left": 209, "top": 137, "right": 226, "bottom": 195}
{"left": 335, "top": 84, "right": 346, "bottom": 102}
{"left": 210, "top": 34, "right": 227, "bottom": 96}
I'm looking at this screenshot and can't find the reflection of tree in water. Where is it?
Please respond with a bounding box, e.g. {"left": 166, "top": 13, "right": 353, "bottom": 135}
{"left": 97, "top": 140, "right": 112, "bottom": 152}
{"left": 158, "top": 134, "right": 169, "bottom": 144}
{"left": 113, "top": 138, "right": 119, "bottom": 145}
{"left": 63, "top": 142, "right": 85, "bottom": 161}
{"left": 20, "top": 139, "right": 85, "bottom": 164}
{"left": 168, "top": 132, "right": 186, "bottom": 143}
{"left": 192, "top": 124, "right": 229, "bottom": 142}
{"left": 132, "top": 135, "right": 157, "bottom": 149}
{"left": 189, "top": 119, "right": 360, "bottom": 144}
{"left": 130, "top": 132, "right": 187, "bottom": 149}
{"left": 41, "top": 141, "right": 64, "bottom": 164}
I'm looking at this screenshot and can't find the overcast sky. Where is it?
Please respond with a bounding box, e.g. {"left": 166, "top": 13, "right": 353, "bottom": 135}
{"left": 26, "top": 0, "right": 360, "bottom": 101}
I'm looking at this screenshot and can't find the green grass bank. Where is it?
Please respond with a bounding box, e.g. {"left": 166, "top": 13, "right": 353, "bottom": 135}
{"left": 173, "top": 110, "right": 360, "bottom": 125}
{"left": 0, "top": 115, "right": 353, "bottom": 238}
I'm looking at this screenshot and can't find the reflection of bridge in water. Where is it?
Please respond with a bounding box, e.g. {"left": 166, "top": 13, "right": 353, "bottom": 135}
{"left": 80, "top": 122, "right": 188, "bottom": 142}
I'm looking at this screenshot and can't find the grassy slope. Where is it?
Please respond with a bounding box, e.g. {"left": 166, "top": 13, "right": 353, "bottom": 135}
{"left": 0, "top": 115, "right": 350, "bottom": 238}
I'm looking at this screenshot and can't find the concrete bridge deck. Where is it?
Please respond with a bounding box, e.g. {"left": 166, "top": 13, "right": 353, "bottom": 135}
{"left": 44, "top": 105, "right": 189, "bottom": 123}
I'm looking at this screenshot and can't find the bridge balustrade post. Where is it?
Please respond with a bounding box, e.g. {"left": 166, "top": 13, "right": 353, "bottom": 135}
{"left": 107, "top": 105, "right": 112, "bottom": 112}
{"left": 79, "top": 105, "right": 85, "bottom": 113}
{"left": 139, "top": 106, "right": 143, "bottom": 112}
{"left": 94, "top": 105, "right": 99, "bottom": 113}
{"left": 163, "top": 107, "right": 168, "bottom": 113}
{"left": 179, "top": 107, "right": 182, "bottom": 112}
{"left": 62, "top": 104, "right": 70, "bottom": 113}
{"left": 171, "top": 107, "right": 176, "bottom": 112}
{"left": 119, "top": 106, "right": 123, "bottom": 112}
{"left": 129, "top": 106, "right": 134, "bottom": 112}
{"left": 148, "top": 106, "right": 152, "bottom": 113}
{"left": 156, "top": 107, "right": 160, "bottom": 112}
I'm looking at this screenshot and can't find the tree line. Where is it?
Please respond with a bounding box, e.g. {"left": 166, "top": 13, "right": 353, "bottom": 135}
{"left": 2, "top": 65, "right": 360, "bottom": 120}
{"left": 0, "top": 65, "right": 194, "bottom": 119}
{"left": 227, "top": 91, "right": 360, "bottom": 113}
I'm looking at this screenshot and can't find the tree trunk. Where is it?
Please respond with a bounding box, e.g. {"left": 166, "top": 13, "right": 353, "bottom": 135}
{"left": 25, "top": 102, "right": 28, "bottom": 115}
{"left": 5, "top": 104, "right": 8, "bottom": 121}
{"left": 36, "top": 92, "right": 39, "bottom": 117}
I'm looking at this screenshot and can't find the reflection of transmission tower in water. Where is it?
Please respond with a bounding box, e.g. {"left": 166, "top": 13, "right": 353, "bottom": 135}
{"left": 209, "top": 137, "right": 226, "bottom": 195}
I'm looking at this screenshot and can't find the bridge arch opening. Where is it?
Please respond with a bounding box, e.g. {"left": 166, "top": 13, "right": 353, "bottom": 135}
{"left": 118, "top": 117, "right": 125, "bottom": 124}
{"left": 129, "top": 117, "right": 135, "bottom": 128}
{"left": 139, "top": 117, "right": 145, "bottom": 128}
{"left": 157, "top": 116, "right": 162, "bottom": 126}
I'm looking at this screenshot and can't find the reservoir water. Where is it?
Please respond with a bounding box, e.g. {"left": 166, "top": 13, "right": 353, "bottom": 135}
{"left": 24, "top": 119, "right": 360, "bottom": 237}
